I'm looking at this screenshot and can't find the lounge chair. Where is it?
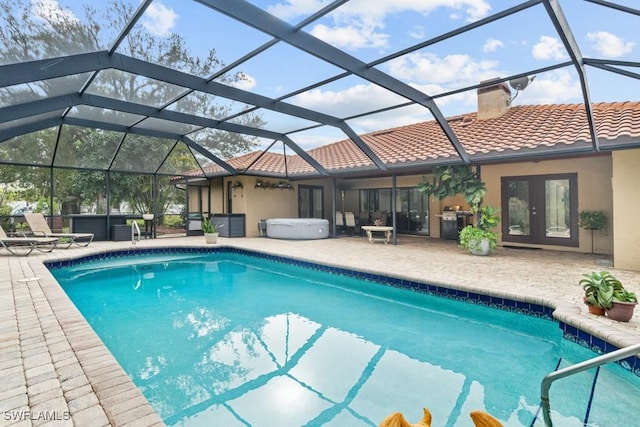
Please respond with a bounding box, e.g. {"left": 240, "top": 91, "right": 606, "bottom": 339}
{"left": 0, "top": 225, "right": 57, "bottom": 256}
{"left": 344, "top": 211, "right": 357, "bottom": 235}
{"left": 23, "top": 213, "right": 94, "bottom": 248}
{"left": 335, "top": 211, "right": 345, "bottom": 234}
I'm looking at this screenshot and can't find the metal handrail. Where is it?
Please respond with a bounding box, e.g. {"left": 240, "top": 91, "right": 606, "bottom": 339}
{"left": 541, "top": 342, "right": 640, "bottom": 426}
{"left": 131, "top": 221, "right": 140, "bottom": 245}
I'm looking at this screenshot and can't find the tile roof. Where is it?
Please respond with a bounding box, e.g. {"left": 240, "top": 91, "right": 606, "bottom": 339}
{"left": 191, "top": 101, "right": 640, "bottom": 178}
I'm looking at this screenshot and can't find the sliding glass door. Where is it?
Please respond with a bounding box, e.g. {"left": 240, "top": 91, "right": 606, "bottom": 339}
{"left": 298, "top": 185, "right": 324, "bottom": 219}
{"left": 501, "top": 174, "right": 578, "bottom": 246}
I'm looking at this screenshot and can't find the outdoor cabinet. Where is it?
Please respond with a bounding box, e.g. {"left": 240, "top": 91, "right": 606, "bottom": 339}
{"left": 211, "top": 213, "right": 245, "bottom": 237}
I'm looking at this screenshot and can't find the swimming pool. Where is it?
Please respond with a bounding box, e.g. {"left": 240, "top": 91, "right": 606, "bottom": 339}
{"left": 48, "top": 249, "right": 640, "bottom": 426}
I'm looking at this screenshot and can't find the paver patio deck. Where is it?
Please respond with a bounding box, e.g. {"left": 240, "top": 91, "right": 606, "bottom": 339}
{"left": 1, "top": 234, "right": 639, "bottom": 426}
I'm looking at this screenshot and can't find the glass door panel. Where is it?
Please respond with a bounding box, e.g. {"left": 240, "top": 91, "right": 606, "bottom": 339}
{"left": 298, "top": 185, "right": 323, "bottom": 219}
{"left": 506, "top": 180, "right": 530, "bottom": 237}
{"left": 545, "top": 179, "right": 571, "bottom": 239}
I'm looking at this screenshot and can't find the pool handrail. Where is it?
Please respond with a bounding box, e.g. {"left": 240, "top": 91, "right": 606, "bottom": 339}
{"left": 540, "top": 342, "right": 640, "bottom": 426}
{"left": 131, "top": 221, "right": 140, "bottom": 244}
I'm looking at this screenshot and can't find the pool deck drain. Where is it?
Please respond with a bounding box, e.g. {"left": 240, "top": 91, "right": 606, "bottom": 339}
{"left": 2, "top": 235, "right": 639, "bottom": 426}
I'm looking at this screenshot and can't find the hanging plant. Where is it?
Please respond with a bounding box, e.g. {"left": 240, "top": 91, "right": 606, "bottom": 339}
{"left": 417, "top": 165, "right": 486, "bottom": 210}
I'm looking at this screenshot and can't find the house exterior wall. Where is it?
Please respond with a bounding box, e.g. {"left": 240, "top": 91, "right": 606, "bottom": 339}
{"left": 481, "top": 154, "right": 613, "bottom": 255}
{"left": 612, "top": 149, "right": 640, "bottom": 270}
{"left": 191, "top": 154, "right": 622, "bottom": 264}
{"left": 232, "top": 176, "right": 298, "bottom": 237}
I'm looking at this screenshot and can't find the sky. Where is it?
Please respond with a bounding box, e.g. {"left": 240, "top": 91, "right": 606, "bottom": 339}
{"left": 23, "top": 0, "right": 640, "bottom": 150}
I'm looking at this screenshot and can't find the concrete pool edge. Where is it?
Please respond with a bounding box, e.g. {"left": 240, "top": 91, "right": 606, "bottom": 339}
{"left": 27, "top": 259, "right": 165, "bottom": 427}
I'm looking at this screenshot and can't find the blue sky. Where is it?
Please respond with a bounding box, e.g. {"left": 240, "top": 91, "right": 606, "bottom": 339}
{"left": 28, "top": 0, "right": 640, "bottom": 150}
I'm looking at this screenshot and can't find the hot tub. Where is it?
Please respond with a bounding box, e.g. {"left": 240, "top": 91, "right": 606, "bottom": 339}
{"left": 266, "top": 218, "right": 329, "bottom": 240}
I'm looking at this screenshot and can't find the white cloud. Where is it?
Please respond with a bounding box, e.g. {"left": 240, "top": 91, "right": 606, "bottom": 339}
{"left": 270, "top": 1, "right": 491, "bottom": 51}
{"left": 386, "top": 52, "right": 501, "bottom": 86}
{"left": 232, "top": 73, "right": 257, "bottom": 91}
{"left": 292, "top": 83, "right": 406, "bottom": 118}
{"left": 587, "top": 31, "right": 634, "bottom": 58}
{"left": 511, "top": 69, "right": 581, "bottom": 105}
{"left": 31, "top": 0, "right": 78, "bottom": 25}
{"left": 267, "top": 0, "right": 330, "bottom": 22}
{"left": 141, "top": 2, "right": 178, "bottom": 38}
{"left": 532, "top": 36, "right": 567, "bottom": 61}
{"left": 310, "top": 23, "right": 388, "bottom": 49}
{"left": 483, "top": 38, "right": 504, "bottom": 53}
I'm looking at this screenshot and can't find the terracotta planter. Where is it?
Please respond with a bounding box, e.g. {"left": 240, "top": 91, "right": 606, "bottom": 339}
{"left": 587, "top": 304, "right": 605, "bottom": 316}
{"left": 606, "top": 301, "right": 637, "bottom": 322}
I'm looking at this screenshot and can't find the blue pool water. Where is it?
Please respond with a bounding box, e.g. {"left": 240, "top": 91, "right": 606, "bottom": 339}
{"left": 50, "top": 250, "right": 640, "bottom": 426}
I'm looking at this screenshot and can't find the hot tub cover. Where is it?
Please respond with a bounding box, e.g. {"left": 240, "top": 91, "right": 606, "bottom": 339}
{"left": 266, "top": 218, "right": 329, "bottom": 240}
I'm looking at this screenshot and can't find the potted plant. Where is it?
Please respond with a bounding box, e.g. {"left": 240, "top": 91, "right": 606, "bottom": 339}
{"left": 608, "top": 285, "right": 638, "bottom": 322}
{"left": 579, "top": 271, "right": 637, "bottom": 321}
{"left": 201, "top": 216, "right": 221, "bottom": 244}
{"left": 458, "top": 205, "right": 500, "bottom": 256}
{"left": 578, "top": 211, "right": 607, "bottom": 254}
{"left": 579, "top": 271, "right": 616, "bottom": 315}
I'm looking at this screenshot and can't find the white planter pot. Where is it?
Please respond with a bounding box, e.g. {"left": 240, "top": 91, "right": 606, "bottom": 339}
{"left": 469, "top": 238, "right": 491, "bottom": 256}
{"left": 204, "top": 233, "right": 219, "bottom": 244}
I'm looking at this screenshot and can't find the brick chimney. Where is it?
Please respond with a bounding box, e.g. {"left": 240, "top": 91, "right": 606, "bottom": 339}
{"left": 477, "top": 78, "right": 511, "bottom": 120}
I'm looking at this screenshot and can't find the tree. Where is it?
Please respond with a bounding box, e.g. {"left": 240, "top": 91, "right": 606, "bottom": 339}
{"left": 0, "top": 0, "right": 265, "bottom": 213}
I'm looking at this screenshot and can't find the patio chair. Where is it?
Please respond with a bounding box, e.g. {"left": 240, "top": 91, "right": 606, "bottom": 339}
{"left": 0, "top": 225, "right": 58, "bottom": 256}
{"left": 344, "top": 211, "right": 357, "bottom": 235}
{"left": 335, "top": 211, "right": 345, "bottom": 233}
{"left": 23, "top": 213, "right": 94, "bottom": 249}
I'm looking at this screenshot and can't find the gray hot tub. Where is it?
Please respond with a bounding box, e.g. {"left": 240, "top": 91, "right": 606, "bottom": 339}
{"left": 266, "top": 218, "right": 329, "bottom": 240}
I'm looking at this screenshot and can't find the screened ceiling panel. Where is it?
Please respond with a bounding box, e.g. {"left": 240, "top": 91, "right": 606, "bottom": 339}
{"left": 134, "top": 117, "right": 201, "bottom": 135}
{"left": 378, "top": 4, "right": 564, "bottom": 114}
{"left": 0, "top": 110, "right": 65, "bottom": 133}
{"left": 229, "top": 108, "right": 322, "bottom": 134}
{"left": 0, "top": 127, "right": 58, "bottom": 166}
{"left": 115, "top": 0, "right": 272, "bottom": 78}
{"left": 54, "top": 126, "right": 123, "bottom": 169}
{"left": 345, "top": 104, "right": 433, "bottom": 136}
{"left": 86, "top": 69, "right": 187, "bottom": 107}
{"left": 214, "top": 41, "right": 345, "bottom": 98}
{"left": 284, "top": 74, "right": 409, "bottom": 118}
{"left": 0, "top": 73, "right": 92, "bottom": 107}
{"left": 166, "top": 90, "right": 256, "bottom": 121}
{"left": 67, "top": 106, "right": 144, "bottom": 128}
{"left": 157, "top": 141, "right": 201, "bottom": 175}
{"left": 0, "top": 0, "right": 638, "bottom": 178}
{"left": 0, "top": 1, "right": 140, "bottom": 66}
{"left": 287, "top": 125, "right": 379, "bottom": 174}
{"left": 110, "top": 134, "right": 176, "bottom": 173}
{"left": 302, "top": 1, "right": 526, "bottom": 64}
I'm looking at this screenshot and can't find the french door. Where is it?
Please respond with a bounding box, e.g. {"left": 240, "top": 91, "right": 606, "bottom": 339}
{"left": 501, "top": 173, "right": 578, "bottom": 247}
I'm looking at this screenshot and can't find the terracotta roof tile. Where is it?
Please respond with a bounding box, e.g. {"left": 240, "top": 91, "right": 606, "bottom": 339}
{"left": 185, "top": 102, "right": 640, "bottom": 177}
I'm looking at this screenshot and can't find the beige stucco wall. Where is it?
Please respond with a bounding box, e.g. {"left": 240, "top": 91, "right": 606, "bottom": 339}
{"left": 612, "top": 149, "right": 640, "bottom": 270}
{"left": 190, "top": 154, "right": 618, "bottom": 252}
{"left": 481, "top": 155, "right": 613, "bottom": 254}
{"left": 232, "top": 176, "right": 298, "bottom": 237}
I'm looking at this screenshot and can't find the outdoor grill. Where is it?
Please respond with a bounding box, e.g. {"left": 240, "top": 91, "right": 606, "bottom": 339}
{"left": 440, "top": 206, "right": 473, "bottom": 240}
